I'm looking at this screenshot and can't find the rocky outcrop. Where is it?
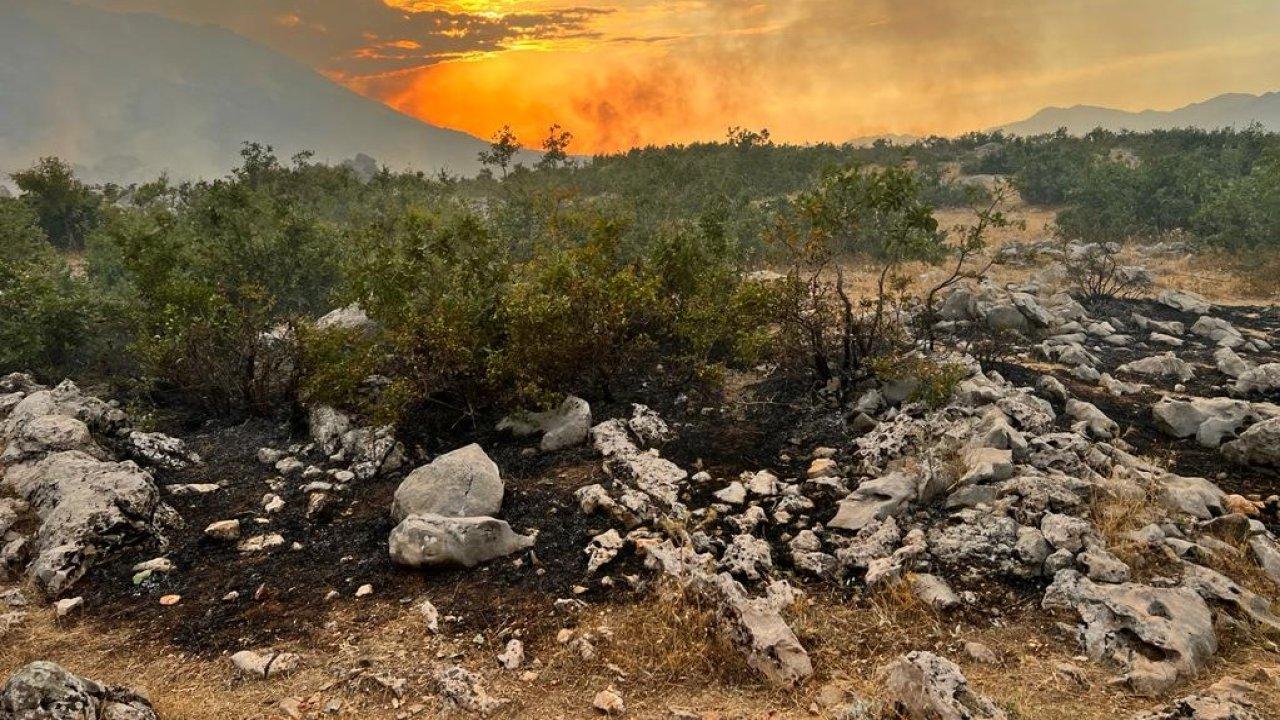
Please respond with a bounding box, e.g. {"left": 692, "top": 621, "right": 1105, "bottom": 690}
{"left": 881, "top": 651, "right": 1007, "bottom": 720}
{"left": 0, "top": 661, "right": 157, "bottom": 719}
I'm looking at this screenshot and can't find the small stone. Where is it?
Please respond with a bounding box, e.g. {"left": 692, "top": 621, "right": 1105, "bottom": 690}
{"left": 205, "top": 519, "right": 241, "bottom": 541}
{"left": 132, "top": 557, "right": 175, "bottom": 574}
{"left": 498, "top": 639, "right": 525, "bottom": 670}
{"left": 807, "top": 458, "right": 839, "bottom": 479}
{"left": 963, "top": 641, "right": 998, "bottom": 664}
{"left": 54, "top": 597, "right": 84, "bottom": 617}
{"left": 355, "top": 584, "right": 373, "bottom": 597}
{"left": 159, "top": 594, "right": 181, "bottom": 606}
{"left": 419, "top": 599, "right": 440, "bottom": 633}
{"left": 593, "top": 688, "right": 625, "bottom": 715}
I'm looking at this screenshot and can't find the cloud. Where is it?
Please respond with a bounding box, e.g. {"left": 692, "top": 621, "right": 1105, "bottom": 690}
{"left": 73, "top": 0, "right": 1280, "bottom": 151}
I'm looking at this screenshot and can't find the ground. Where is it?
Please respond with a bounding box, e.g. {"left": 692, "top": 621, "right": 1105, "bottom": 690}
{"left": 3, "top": 203, "right": 1280, "bottom": 719}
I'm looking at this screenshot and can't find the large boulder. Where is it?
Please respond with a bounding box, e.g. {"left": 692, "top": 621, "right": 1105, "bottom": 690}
{"left": 391, "top": 444, "right": 503, "bottom": 521}
{"left": 881, "top": 651, "right": 1007, "bottom": 720}
{"left": 0, "top": 661, "right": 157, "bottom": 719}
{"left": 1190, "top": 316, "right": 1244, "bottom": 348}
{"left": 0, "top": 415, "right": 103, "bottom": 464}
{"left": 388, "top": 514, "right": 534, "bottom": 568}
{"left": 1, "top": 381, "right": 125, "bottom": 439}
{"left": 1152, "top": 397, "right": 1278, "bottom": 448}
{"left": 1222, "top": 417, "right": 1280, "bottom": 468}
{"left": 1234, "top": 363, "right": 1280, "bottom": 396}
{"left": 1158, "top": 289, "right": 1213, "bottom": 315}
{"left": 1043, "top": 569, "right": 1217, "bottom": 695}
{"left": 1117, "top": 353, "right": 1195, "bottom": 383}
{"left": 3, "top": 451, "right": 175, "bottom": 596}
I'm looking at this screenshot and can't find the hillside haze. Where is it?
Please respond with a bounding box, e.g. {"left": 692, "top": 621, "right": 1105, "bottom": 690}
{"left": 1000, "top": 91, "right": 1280, "bottom": 136}
{"left": 0, "top": 0, "right": 489, "bottom": 184}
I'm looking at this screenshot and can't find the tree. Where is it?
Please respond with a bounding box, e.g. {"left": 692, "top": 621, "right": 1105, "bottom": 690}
{"left": 773, "top": 165, "right": 944, "bottom": 399}
{"left": 479, "top": 125, "right": 522, "bottom": 178}
{"left": 10, "top": 157, "right": 101, "bottom": 251}
{"left": 538, "top": 124, "right": 573, "bottom": 170}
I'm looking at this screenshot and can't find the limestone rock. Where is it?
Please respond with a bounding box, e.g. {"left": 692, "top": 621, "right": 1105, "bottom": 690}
{"left": 881, "top": 651, "right": 1008, "bottom": 720}
{"left": 389, "top": 514, "right": 534, "bottom": 568}
{"left": 0, "top": 661, "right": 157, "bottom": 720}
{"left": 391, "top": 444, "right": 504, "bottom": 521}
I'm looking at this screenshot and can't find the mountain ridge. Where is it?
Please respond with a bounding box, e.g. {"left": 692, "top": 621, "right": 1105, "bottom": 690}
{"left": 0, "top": 0, "right": 490, "bottom": 184}
{"left": 997, "top": 90, "right": 1280, "bottom": 136}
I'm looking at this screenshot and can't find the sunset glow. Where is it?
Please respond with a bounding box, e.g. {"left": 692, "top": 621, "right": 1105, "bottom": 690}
{"left": 83, "top": 0, "right": 1280, "bottom": 153}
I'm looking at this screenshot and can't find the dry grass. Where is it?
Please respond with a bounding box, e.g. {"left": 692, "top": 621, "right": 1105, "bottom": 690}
{"left": 4, "top": 575, "right": 1280, "bottom": 719}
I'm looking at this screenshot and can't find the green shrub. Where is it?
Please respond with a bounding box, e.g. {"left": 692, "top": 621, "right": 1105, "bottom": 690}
{"left": 0, "top": 199, "right": 96, "bottom": 375}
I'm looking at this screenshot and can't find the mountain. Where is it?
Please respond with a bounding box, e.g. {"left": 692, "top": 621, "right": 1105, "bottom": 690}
{"left": 0, "top": 0, "right": 491, "bottom": 184}
{"left": 999, "top": 91, "right": 1280, "bottom": 136}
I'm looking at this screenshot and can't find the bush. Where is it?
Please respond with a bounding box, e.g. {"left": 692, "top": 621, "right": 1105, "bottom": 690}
{"left": 769, "top": 164, "right": 944, "bottom": 400}
{"left": 0, "top": 199, "right": 102, "bottom": 376}
{"left": 93, "top": 146, "right": 342, "bottom": 415}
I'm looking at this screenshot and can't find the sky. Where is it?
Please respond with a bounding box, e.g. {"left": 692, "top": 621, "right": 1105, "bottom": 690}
{"left": 76, "top": 1, "right": 1280, "bottom": 153}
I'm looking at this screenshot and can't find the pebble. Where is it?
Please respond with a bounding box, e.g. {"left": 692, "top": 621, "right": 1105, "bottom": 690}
{"left": 592, "top": 688, "right": 625, "bottom": 715}
{"left": 204, "top": 519, "right": 241, "bottom": 541}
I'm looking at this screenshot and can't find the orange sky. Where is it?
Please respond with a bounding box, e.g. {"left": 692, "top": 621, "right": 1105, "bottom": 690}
{"left": 84, "top": 0, "right": 1280, "bottom": 153}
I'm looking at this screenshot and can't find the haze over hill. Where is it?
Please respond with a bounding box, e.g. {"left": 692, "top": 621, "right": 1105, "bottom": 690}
{"left": 998, "top": 91, "right": 1280, "bottom": 136}
{"left": 0, "top": 0, "right": 489, "bottom": 184}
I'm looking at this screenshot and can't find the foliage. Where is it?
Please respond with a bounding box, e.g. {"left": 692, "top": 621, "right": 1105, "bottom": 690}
{"left": 10, "top": 157, "right": 102, "bottom": 251}
{"left": 770, "top": 165, "right": 943, "bottom": 400}
{"left": 0, "top": 199, "right": 100, "bottom": 376}
{"left": 538, "top": 124, "right": 574, "bottom": 170}
{"left": 1059, "top": 240, "right": 1153, "bottom": 304}
{"left": 479, "top": 125, "right": 523, "bottom": 178}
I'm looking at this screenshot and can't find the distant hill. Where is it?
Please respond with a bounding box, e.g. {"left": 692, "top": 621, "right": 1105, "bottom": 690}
{"left": 999, "top": 91, "right": 1280, "bottom": 136}
{"left": 0, "top": 0, "right": 491, "bottom": 184}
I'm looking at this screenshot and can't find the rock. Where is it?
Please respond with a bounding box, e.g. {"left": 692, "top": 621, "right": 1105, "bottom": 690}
{"left": 391, "top": 444, "right": 504, "bottom": 521}
{"left": 419, "top": 599, "right": 441, "bottom": 632}
{"left": 1234, "top": 363, "right": 1280, "bottom": 396}
{"left": 256, "top": 447, "right": 284, "bottom": 465}
{"left": 909, "top": 573, "right": 961, "bottom": 610}
{"left": 167, "top": 483, "right": 220, "bottom": 496}
{"left": 237, "top": 533, "right": 285, "bottom": 553}
{"left": 1118, "top": 353, "right": 1196, "bottom": 383}
{"left": 881, "top": 651, "right": 1008, "bottom": 720}
{"left": 0, "top": 414, "right": 103, "bottom": 464}
{"left": 54, "top": 597, "right": 84, "bottom": 617}
{"left": 590, "top": 419, "right": 637, "bottom": 458}
{"left": 1153, "top": 397, "right": 1276, "bottom": 447}
{"left": 957, "top": 447, "right": 1014, "bottom": 485}
{"left": 433, "top": 665, "right": 507, "bottom": 714}
{"left": 1036, "top": 375, "right": 1069, "bottom": 403}
{"left": 498, "top": 396, "right": 592, "bottom": 452}
{"left": 2, "top": 450, "right": 175, "bottom": 596}
{"left": 131, "top": 558, "right": 173, "bottom": 574}
{"left": 829, "top": 471, "right": 917, "bottom": 532}
{"left": 585, "top": 529, "right": 624, "bottom": 574}
{"left": 592, "top": 688, "right": 625, "bottom": 715}
{"left": 0, "top": 661, "right": 157, "bottom": 719}
{"left": 1159, "top": 474, "right": 1227, "bottom": 519}
{"left": 719, "top": 534, "right": 773, "bottom": 581}
{"left": 1043, "top": 570, "right": 1216, "bottom": 695}
{"left": 389, "top": 514, "right": 535, "bottom": 568}
{"left": 1215, "top": 347, "right": 1254, "bottom": 379}
{"left": 963, "top": 641, "right": 998, "bottom": 664}
{"left": 123, "top": 430, "right": 200, "bottom": 470}
{"left": 807, "top": 458, "right": 839, "bottom": 478}
{"left": 231, "top": 650, "right": 301, "bottom": 679}
{"left": 628, "top": 404, "right": 674, "bottom": 446}
{"left": 713, "top": 482, "right": 747, "bottom": 505}
{"left": 1158, "top": 289, "right": 1212, "bottom": 314}
{"left": 1066, "top": 399, "right": 1119, "bottom": 440}
{"left": 1078, "top": 545, "right": 1131, "bottom": 582}
{"left": 985, "top": 303, "right": 1030, "bottom": 334}
{"left": 2, "top": 382, "right": 125, "bottom": 440}
{"left": 1222, "top": 418, "right": 1280, "bottom": 468}
{"left": 1191, "top": 316, "right": 1245, "bottom": 347}
{"left": 204, "top": 519, "right": 241, "bottom": 541}
{"left": 1040, "top": 513, "right": 1097, "bottom": 553}
{"left": 1131, "top": 691, "right": 1263, "bottom": 719}
{"left": 497, "top": 639, "right": 524, "bottom": 670}
{"left": 314, "top": 303, "right": 377, "bottom": 335}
